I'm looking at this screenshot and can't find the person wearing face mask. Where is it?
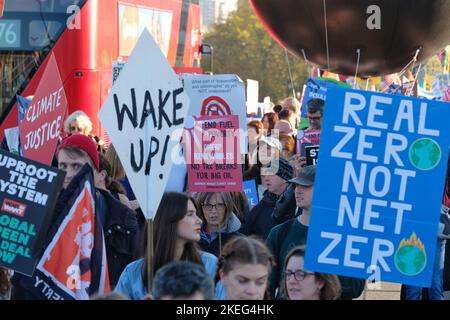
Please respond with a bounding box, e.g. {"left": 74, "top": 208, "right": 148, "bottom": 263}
{"left": 196, "top": 192, "right": 242, "bottom": 257}
{"left": 281, "top": 246, "right": 341, "bottom": 300}
{"left": 215, "top": 236, "right": 274, "bottom": 300}
{"left": 114, "top": 192, "right": 218, "bottom": 300}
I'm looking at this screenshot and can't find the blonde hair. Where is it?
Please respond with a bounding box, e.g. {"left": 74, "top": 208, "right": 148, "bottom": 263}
{"left": 274, "top": 120, "right": 293, "bottom": 135}
{"left": 64, "top": 110, "right": 93, "bottom": 135}
{"left": 281, "top": 97, "right": 301, "bottom": 114}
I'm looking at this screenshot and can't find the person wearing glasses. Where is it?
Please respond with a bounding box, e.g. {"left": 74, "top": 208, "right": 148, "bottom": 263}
{"left": 196, "top": 192, "right": 243, "bottom": 257}
{"left": 63, "top": 110, "right": 105, "bottom": 153}
{"left": 305, "top": 98, "right": 324, "bottom": 130}
{"left": 281, "top": 246, "right": 341, "bottom": 300}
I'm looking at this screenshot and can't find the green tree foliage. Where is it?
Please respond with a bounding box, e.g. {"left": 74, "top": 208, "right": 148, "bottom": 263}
{"left": 202, "top": 0, "right": 309, "bottom": 102}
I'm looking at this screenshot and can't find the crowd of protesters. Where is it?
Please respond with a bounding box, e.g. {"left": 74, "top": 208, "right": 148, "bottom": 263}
{"left": 1, "top": 96, "right": 450, "bottom": 301}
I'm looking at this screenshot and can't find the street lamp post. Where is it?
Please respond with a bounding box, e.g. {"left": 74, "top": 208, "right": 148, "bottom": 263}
{"left": 200, "top": 43, "right": 214, "bottom": 74}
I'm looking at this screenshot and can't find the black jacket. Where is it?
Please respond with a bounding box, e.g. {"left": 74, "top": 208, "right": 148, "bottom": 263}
{"left": 271, "top": 184, "right": 298, "bottom": 225}
{"left": 11, "top": 169, "right": 141, "bottom": 299}
{"left": 96, "top": 189, "right": 141, "bottom": 288}
{"left": 240, "top": 190, "right": 280, "bottom": 240}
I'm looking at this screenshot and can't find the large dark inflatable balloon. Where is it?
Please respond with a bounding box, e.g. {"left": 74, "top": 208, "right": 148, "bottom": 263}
{"left": 250, "top": 0, "right": 450, "bottom": 77}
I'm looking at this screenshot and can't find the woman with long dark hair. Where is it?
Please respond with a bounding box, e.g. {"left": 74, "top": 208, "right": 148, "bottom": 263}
{"left": 114, "top": 192, "right": 218, "bottom": 300}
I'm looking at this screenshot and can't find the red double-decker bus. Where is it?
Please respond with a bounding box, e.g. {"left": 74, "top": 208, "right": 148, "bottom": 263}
{"left": 0, "top": 0, "right": 202, "bottom": 141}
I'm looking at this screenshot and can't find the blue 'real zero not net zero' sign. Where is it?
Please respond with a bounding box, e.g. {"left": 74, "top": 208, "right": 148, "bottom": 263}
{"left": 304, "top": 86, "right": 450, "bottom": 287}
{"left": 0, "top": 20, "right": 21, "bottom": 48}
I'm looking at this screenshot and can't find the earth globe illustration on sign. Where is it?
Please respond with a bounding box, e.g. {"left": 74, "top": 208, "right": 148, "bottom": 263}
{"left": 395, "top": 233, "right": 427, "bottom": 276}
{"left": 409, "top": 138, "right": 441, "bottom": 170}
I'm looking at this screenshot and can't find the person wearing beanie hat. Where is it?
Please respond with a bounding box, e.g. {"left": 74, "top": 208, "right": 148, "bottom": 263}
{"left": 241, "top": 158, "right": 294, "bottom": 239}
{"left": 273, "top": 157, "right": 294, "bottom": 181}
{"left": 57, "top": 134, "right": 100, "bottom": 189}
{"left": 266, "top": 165, "right": 366, "bottom": 300}
{"left": 55, "top": 134, "right": 141, "bottom": 288}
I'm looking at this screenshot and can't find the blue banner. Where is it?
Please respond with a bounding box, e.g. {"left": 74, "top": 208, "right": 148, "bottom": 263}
{"left": 243, "top": 179, "right": 259, "bottom": 207}
{"left": 300, "top": 78, "right": 328, "bottom": 118}
{"left": 305, "top": 86, "right": 450, "bottom": 287}
{"left": 16, "top": 95, "right": 31, "bottom": 126}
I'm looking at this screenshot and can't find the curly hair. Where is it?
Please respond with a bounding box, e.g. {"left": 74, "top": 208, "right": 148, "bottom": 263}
{"left": 64, "top": 110, "right": 93, "bottom": 135}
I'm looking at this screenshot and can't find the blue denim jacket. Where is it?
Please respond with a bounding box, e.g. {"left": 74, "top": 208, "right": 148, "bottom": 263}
{"left": 114, "top": 252, "right": 221, "bottom": 300}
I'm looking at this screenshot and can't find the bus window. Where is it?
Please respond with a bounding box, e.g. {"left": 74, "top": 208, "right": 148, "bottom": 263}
{"left": 0, "top": 0, "right": 87, "bottom": 114}
{"left": 29, "top": 20, "right": 63, "bottom": 48}
{"left": 0, "top": 0, "right": 202, "bottom": 139}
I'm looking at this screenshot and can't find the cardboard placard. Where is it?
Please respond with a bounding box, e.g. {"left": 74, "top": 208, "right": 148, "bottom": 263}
{"left": 186, "top": 115, "right": 243, "bottom": 192}
{"left": 305, "top": 145, "right": 319, "bottom": 165}
{"left": 182, "top": 74, "right": 247, "bottom": 154}
{"left": 243, "top": 179, "right": 259, "bottom": 207}
{"left": 0, "top": 149, "right": 64, "bottom": 275}
{"left": 99, "top": 29, "right": 189, "bottom": 219}
{"left": 305, "top": 86, "right": 450, "bottom": 287}
{"left": 19, "top": 53, "right": 67, "bottom": 165}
